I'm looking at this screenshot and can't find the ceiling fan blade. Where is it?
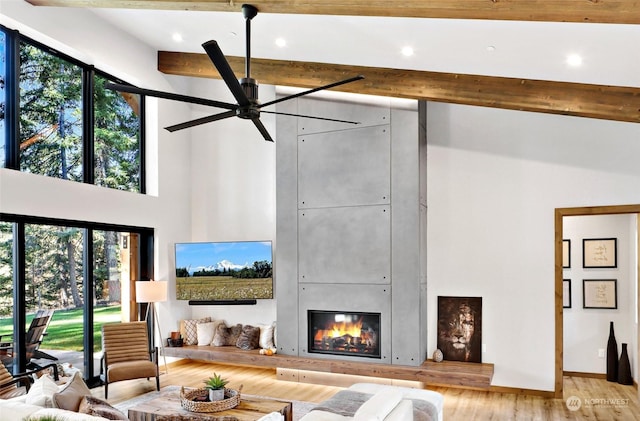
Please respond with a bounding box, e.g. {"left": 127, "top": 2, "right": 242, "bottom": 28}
{"left": 251, "top": 118, "right": 274, "bottom": 142}
{"left": 105, "top": 82, "right": 237, "bottom": 110}
{"left": 202, "top": 40, "right": 251, "bottom": 107}
{"left": 259, "top": 75, "right": 365, "bottom": 109}
{"left": 165, "top": 110, "right": 237, "bottom": 132}
{"left": 261, "top": 110, "right": 360, "bottom": 125}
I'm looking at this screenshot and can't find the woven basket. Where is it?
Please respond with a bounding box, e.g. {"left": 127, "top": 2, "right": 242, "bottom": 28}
{"left": 180, "top": 385, "right": 242, "bottom": 413}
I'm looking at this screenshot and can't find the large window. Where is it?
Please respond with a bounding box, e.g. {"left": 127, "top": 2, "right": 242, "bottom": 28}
{"left": 0, "top": 222, "right": 12, "bottom": 318}
{"left": 19, "top": 42, "right": 83, "bottom": 181}
{"left": 0, "top": 26, "right": 145, "bottom": 192}
{"left": 94, "top": 74, "right": 141, "bottom": 192}
{"left": 0, "top": 215, "right": 152, "bottom": 384}
{"left": 0, "top": 222, "right": 12, "bottom": 370}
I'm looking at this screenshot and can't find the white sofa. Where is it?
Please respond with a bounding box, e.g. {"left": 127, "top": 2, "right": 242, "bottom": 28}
{"left": 300, "top": 383, "right": 444, "bottom": 421}
{"left": 0, "top": 372, "right": 122, "bottom": 421}
{"left": 0, "top": 396, "right": 109, "bottom": 421}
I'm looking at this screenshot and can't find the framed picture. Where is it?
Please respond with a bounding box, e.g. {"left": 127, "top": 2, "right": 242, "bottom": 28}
{"left": 582, "top": 238, "right": 617, "bottom": 268}
{"left": 583, "top": 279, "right": 617, "bottom": 309}
{"left": 563, "top": 279, "right": 571, "bottom": 308}
{"left": 437, "top": 296, "right": 482, "bottom": 363}
{"left": 562, "top": 240, "right": 571, "bottom": 268}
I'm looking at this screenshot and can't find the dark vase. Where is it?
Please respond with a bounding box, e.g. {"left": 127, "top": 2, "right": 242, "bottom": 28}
{"left": 606, "top": 321, "right": 618, "bottom": 382}
{"left": 618, "top": 343, "right": 633, "bottom": 385}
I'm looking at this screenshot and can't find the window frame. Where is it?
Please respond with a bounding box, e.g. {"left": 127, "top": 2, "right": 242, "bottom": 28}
{"left": 1, "top": 25, "right": 146, "bottom": 194}
{"left": 0, "top": 212, "right": 154, "bottom": 385}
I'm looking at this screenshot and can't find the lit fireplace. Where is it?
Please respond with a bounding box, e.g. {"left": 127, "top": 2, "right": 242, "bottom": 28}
{"left": 308, "top": 310, "right": 381, "bottom": 358}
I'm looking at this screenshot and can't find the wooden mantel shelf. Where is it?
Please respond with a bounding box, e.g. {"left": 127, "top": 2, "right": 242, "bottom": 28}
{"left": 163, "top": 345, "right": 494, "bottom": 389}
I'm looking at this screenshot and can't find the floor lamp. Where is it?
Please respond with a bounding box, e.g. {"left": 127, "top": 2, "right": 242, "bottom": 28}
{"left": 135, "top": 279, "right": 168, "bottom": 374}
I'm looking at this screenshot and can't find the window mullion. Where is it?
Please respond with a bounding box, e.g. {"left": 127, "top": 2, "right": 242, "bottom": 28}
{"left": 139, "top": 96, "right": 146, "bottom": 194}
{"left": 83, "top": 66, "right": 95, "bottom": 184}
{"left": 82, "top": 228, "right": 95, "bottom": 381}
{"left": 5, "top": 28, "right": 20, "bottom": 170}
{"left": 11, "top": 222, "right": 26, "bottom": 374}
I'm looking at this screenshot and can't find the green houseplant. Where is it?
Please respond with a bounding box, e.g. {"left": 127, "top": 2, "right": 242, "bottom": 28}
{"left": 204, "top": 373, "right": 229, "bottom": 401}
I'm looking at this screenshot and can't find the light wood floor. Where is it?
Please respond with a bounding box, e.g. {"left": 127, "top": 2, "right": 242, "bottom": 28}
{"left": 97, "top": 360, "right": 640, "bottom": 420}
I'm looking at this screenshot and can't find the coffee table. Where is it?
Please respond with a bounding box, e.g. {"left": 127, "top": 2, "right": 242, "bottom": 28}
{"left": 127, "top": 390, "right": 292, "bottom": 421}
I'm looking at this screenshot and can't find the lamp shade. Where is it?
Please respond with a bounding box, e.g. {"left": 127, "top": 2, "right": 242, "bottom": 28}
{"left": 135, "top": 280, "right": 168, "bottom": 303}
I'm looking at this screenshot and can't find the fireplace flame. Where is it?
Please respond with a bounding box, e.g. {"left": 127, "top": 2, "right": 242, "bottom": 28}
{"left": 314, "top": 318, "right": 364, "bottom": 341}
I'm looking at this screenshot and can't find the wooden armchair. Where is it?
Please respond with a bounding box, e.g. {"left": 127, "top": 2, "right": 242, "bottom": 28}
{"left": 100, "top": 321, "right": 159, "bottom": 399}
{"left": 0, "top": 360, "right": 59, "bottom": 399}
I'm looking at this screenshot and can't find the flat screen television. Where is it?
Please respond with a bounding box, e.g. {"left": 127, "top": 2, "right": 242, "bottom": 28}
{"left": 175, "top": 241, "right": 273, "bottom": 301}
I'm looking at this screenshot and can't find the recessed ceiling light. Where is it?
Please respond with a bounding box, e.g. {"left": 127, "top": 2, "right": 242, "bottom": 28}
{"left": 275, "top": 38, "right": 287, "bottom": 48}
{"left": 566, "top": 54, "right": 583, "bottom": 67}
{"left": 172, "top": 33, "right": 183, "bottom": 43}
{"left": 486, "top": 45, "right": 496, "bottom": 52}
{"left": 401, "top": 46, "right": 414, "bottom": 57}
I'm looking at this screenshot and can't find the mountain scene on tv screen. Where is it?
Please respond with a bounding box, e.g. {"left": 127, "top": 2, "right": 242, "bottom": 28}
{"left": 175, "top": 242, "right": 273, "bottom": 300}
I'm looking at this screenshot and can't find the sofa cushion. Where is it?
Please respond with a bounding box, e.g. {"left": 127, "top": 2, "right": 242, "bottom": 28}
{"left": 349, "top": 382, "right": 443, "bottom": 421}
{"left": 106, "top": 360, "right": 157, "bottom": 383}
{"left": 212, "top": 323, "right": 243, "bottom": 347}
{"left": 383, "top": 399, "right": 413, "bottom": 421}
{"left": 353, "top": 388, "right": 403, "bottom": 421}
{"left": 78, "top": 395, "right": 127, "bottom": 420}
{"left": 236, "top": 325, "right": 261, "bottom": 350}
{"left": 25, "top": 373, "right": 58, "bottom": 407}
{"left": 52, "top": 371, "right": 92, "bottom": 412}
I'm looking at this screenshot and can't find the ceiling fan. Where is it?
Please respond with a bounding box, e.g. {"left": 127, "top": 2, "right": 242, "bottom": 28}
{"left": 105, "top": 4, "right": 364, "bottom": 142}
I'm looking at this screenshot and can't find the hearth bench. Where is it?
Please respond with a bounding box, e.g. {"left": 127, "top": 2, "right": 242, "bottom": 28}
{"left": 163, "top": 345, "right": 494, "bottom": 389}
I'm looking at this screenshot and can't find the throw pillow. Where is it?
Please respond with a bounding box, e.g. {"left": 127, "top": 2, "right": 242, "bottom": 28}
{"left": 212, "top": 323, "right": 243, "bottom": 347}
{"left": 353, "top": 388, "right": 403, "bottom": 421}
{"left": 79, "top": 395, "right": 128, "bottom": 420}
{"left": 181, "top": 317, "right": 212, "bottom": 345}
{"left": 236, "top": 324, "right": 261, "bottom": 350}
{"left": 25, "top": 374, "right": 58, "bottom": 407}
{"left": 197, "top": 320, "right": 225, "bottom": 346}
{"left": 258, "top": 322, "right": 276, "bottom": 349}
{"left": 52, "top": 371, "right": 92, "bottom": 412}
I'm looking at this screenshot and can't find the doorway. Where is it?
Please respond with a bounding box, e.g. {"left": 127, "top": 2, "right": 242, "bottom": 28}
{"left": 555, "top": 204, "right": 640, "bottom": 398}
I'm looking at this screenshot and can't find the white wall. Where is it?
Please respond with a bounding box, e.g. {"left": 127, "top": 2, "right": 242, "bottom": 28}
{"left": 563, "top": 214, "right": 637, "bottom": 380}
{"left": 184, "top": 77, "right": 277, "bottom": 327}
{"left": 426, "top": 102, "right": 640, "bottom": 391}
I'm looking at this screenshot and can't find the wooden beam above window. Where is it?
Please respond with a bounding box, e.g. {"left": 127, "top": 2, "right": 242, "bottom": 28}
{"left": 24, "top": 0, "right": 640, "bottom": 24}
{"left": 158, "top": 51, "right": 640, "bottom": 123}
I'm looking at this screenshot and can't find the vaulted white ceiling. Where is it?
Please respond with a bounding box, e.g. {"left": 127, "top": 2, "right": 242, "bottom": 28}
{"left": 89, "top": 8, "right": 640, "bottom": 88}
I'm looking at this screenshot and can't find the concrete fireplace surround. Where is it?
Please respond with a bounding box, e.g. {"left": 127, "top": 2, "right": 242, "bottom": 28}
{"left": 275, "top": 95, "right": 428, "bottom": 366}
{"left": 164, "top": 94, "right": 493, "bottom": 388}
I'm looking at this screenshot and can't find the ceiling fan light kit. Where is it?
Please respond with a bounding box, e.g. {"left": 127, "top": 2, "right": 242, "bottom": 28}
{"left": 105, "top": 3, "right": 364, "bottom": 142}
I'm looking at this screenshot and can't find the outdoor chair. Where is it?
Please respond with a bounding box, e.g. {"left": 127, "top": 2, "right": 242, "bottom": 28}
{"left": 0, "top": 309, "right": 57, "bottom": 371}
{"left": 100, "top": 321, "right": 159, "bottom": 399}
{"left": 0, "top": 360, "right": 59, "bottom": 399}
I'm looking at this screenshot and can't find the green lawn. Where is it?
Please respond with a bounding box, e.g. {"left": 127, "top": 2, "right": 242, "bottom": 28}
{"left": 0, "top": 305, "right": 122, "bottom": 351}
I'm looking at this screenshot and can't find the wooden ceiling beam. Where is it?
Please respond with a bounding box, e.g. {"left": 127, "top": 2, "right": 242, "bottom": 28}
{"left": 25, "top": 0, "right": 640, "bottom": 24}
{"left": 158, "top": 51, "right": 640, "bottom": 123}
